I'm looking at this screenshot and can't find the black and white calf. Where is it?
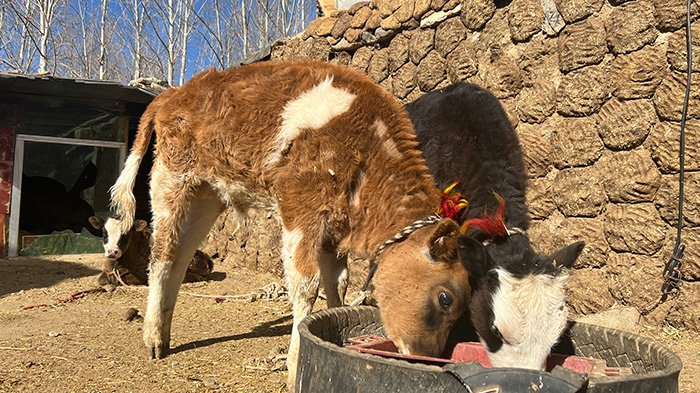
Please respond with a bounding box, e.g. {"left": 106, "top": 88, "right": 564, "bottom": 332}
{"left": 408, "top": 83, "right": 585, "bottom": 370}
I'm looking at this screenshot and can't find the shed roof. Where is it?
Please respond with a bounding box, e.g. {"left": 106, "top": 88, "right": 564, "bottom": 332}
{"left": 0, "top": 72, "right": 158, "bottom": 103}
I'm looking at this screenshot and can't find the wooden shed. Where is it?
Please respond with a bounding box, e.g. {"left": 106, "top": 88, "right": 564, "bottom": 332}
{"left": 0, "top": 73, "right": 157, "bottom": 257}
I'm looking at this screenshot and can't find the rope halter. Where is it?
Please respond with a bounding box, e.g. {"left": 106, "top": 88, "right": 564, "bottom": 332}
{"left": 350, "top": 215, "right": 443, "bottom": 306}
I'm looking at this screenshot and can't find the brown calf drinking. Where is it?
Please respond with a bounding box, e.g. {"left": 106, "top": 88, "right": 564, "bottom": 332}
{"left": 109, "top": 59, "right": 471, "bottom": 388}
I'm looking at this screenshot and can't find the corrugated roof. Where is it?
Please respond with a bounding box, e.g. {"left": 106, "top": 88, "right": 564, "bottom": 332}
{"left": 0, "top": 72, "right": 157, "bottom": 103}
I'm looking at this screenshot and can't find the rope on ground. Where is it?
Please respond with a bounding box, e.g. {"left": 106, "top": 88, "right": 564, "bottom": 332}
{"left": 180, "top": 282, "right": 288, "bottom": 303}
{"left": 19, "top": 282, "right": 286, "bottom": 310}
{"left": 21, "top": 288, "right": 105, "bottom": 310}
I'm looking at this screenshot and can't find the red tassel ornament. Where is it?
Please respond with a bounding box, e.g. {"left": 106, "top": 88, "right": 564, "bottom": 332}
{"left": 460, "top": 192, "right": 507, "bottom": 236}
{"left": 436, "top": 181, "right": 468, "bottom": 220}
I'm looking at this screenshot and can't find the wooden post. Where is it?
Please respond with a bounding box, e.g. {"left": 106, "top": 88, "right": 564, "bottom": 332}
{"left": 0, "top": 127, "right": 16, "bottom": 258}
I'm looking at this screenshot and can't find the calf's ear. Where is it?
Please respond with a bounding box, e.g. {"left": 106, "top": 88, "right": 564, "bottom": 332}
{"left": 457, "top": 235, "right": 493, "bottom": 288}
{"left": 88, "top": 216, "right": 104, "bottom": 230}
{"left": 427, "top": 219, "right": 460, "bottom": 262}
{"left": 549, "top": 241, "right": 585, "bottom": 270}
{"left": 133, "top": 219, "right": 148, "bottom": 232}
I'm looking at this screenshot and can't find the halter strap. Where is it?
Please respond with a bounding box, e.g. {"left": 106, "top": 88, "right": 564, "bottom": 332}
{"left": 506, "top": 227, "right": 527, "bottom": 236}
{"left": 482, "top": 226, "right": 527, "bottom": 245}
{"left": 374, "top": 215, "right": 443, "bottom": 260}
{"left": 350, "top": 215, "right": 442, "bottom": 306}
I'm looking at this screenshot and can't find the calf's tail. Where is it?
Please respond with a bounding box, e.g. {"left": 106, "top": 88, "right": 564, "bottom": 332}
{"left": 110, "top": 92, "right": 164, "bottom": 233}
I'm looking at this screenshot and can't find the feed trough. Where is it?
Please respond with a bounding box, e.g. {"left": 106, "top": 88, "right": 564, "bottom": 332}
{"left": 296, "top": 306, "right": 682, "bottom": 393}
{"left": 345, "top": 335, "right": 632, "bottom": 377}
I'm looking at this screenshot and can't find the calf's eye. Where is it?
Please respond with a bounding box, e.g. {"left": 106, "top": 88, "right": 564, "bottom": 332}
{"left": 438, "top": 291, "right": 453, "bottom": 310}
{"left": 492, "top": 324, "right": 508, "bottom": 344}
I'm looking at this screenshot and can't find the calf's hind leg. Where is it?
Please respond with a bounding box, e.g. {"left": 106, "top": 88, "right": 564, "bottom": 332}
{"left": 143, "top": 181, "right": 223, "bottom": 359}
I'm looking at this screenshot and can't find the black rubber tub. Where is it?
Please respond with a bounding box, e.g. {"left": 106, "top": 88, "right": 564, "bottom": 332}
{"left": 295, "top": 306, "right": 682, "bottom": 393}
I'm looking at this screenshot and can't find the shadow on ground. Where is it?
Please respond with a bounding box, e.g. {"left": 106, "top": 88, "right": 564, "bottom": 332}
{"left": 0, "top": 256, "right": 101, "bottom": 297}
{"left": 171, "top": 314, "right": 293, "bottom": 354}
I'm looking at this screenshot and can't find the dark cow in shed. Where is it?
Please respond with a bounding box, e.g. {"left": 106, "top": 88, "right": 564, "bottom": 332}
{"left": 20, "top": 162, "right": 102, "bottom": 237}
{"left": 108, "top": 59, "right": 472, "bottom": 388}
{"left": 89, "top": 216, "right": 213, "bottom": 286}
{"left": 408, "top": 82, "right": 585, "bottom": 370}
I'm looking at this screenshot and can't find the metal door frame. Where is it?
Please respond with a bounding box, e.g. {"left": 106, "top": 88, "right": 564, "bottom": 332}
{"left": 8, "top": 134, "right": 125, "bottom": 257}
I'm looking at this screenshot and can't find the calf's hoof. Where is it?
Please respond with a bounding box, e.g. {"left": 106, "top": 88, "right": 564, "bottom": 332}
{"left": 145, "top": 343, "right": 170, "bottom": 359}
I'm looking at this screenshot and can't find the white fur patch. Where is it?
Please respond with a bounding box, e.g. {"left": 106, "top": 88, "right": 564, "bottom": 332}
{"left": 143, "top": 260, "right": 173, "bottom": 345}
{"left": 281, "top": 226, "right": 321, "bottom": 384}
{"left": 487, "top": 268, "right": 569, "bottom": 370}
{"left": 149, "top": 161, "right": 176, "bottom": 229}
{"left": 281, "top": 227, "right": 304, "bottom": 274}
{"left": 373, "top": 119, "right": 401, "bottom": 158}
{"left": 281, "top": 226, "right": 320, "bottom": 324}
{"left": 350, "top": 171, "right": 365, "bottom": 208}
{"left": 267, "top": 76, "right": 356, "bottom": 166}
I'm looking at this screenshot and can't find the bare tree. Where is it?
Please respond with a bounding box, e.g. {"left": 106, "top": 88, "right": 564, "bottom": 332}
{"left": 36, "top": 0, "right": 62, "bottom": 73}
{"left": 0, "top": 0, "right": 38, "bottom": 72}
{"left": 241, "top": 0, "right": 248, "bottom": 57}
{"left": 18, "top": 0, "right": 35, "bottom": 72}
{"left": 166, "top": 0, "right": 175, "bottom": 84}
{"left": 98, "top": 0, "right": 108, "bottom": 78}
{"left": 113, "top": 0, "right": 149, "bottom": 81}
{"left": 147, "top": 0, "right": 183, "bottom": 85}
{"left": 177, "top": 0, "right": 198, "bottom": 86}
{"left": 211, "top": 0, "right": 225, "bottom": 68}
{"left": 65, "top": 0, "right": 96, "bottom": 77}
{"left": 0, "top": 0, "right": 318, "bottom": 83}
{"left": 130, "top": 0, "right": 146, "bottom": 80}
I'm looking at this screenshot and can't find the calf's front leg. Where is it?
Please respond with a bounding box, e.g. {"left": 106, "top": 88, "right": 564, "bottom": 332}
{"left": 143, "top": 182, "right": 223, "bottom": 358}
{"left": 281, "top": 226, "right": 322, "bottom": 391}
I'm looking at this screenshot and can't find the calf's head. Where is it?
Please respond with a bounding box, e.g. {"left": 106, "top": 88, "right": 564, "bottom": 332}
{"left": 89, "top": 216, "right": 148, "bottom": 259}
{"left": 457, "top": 234, "right": 584, "bottom": 370}
{"left": 372, "top": 219, "right": 471, "bottom": 357}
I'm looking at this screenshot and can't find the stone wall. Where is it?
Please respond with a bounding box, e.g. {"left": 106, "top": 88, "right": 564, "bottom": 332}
{"left": 203, "top": 0, "right": 700, "bottom": 331}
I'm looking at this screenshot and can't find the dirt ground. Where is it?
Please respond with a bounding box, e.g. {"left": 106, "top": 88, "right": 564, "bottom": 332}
{"left": 0, "top": 254, "right": 294, "bottom": 392}
{"left": 0, "top": 254, "right": 698, "bottom": 393}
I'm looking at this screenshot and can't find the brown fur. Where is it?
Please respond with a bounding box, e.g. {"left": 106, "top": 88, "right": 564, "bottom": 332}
{"left": 110, "top": 60, "right": 470, "bottom": 389}
{"left": 373, "top": 219, "right": 470, "bottom": 356}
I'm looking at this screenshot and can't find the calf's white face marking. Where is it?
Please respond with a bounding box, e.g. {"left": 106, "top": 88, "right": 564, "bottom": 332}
{"left": 102, "top": 218, "right": 125, "bottom": 259}
{"left": 267, "top": 76, "right": 356, "bottom": 166}
{"left": 89, "top": 216, "right": 149, "bottom": 260}
{"left": 487, "top": 269, "right": 568, "bottom": 370}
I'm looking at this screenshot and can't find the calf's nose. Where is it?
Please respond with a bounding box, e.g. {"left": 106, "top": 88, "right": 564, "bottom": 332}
{"left": 106, "top": 249, "right": 119, "bottom": 259}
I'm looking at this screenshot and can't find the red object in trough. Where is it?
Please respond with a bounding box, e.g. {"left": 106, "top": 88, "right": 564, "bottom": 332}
{"left": 346, "top": 335, "right": 633, "bottom": 378}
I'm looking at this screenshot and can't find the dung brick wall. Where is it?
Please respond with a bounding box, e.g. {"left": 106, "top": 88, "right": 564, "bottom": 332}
{"left": 203, "top": 0, "right": 700, "bottom": 331}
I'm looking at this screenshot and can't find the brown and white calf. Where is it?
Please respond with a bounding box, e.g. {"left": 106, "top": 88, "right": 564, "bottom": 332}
{"left": 109, "top": 59, "right": 471, "bottom": 387}
{"left": 408, "top": 83, "right": 585, "bottom": 370}
{"left": 89, "top": 216, "right": 213, "bottom": 286}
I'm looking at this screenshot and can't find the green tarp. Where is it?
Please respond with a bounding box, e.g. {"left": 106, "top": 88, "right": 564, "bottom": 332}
{"left": 19, "top": 229, "right": 103, "bottom": 256}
